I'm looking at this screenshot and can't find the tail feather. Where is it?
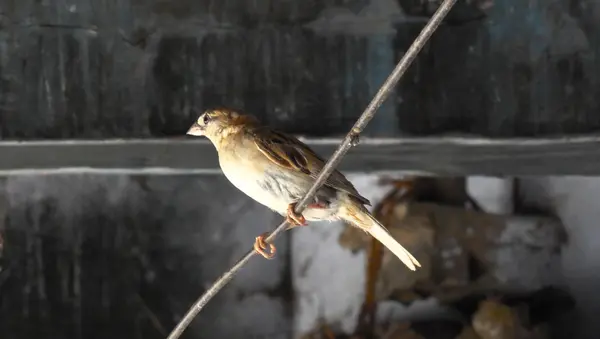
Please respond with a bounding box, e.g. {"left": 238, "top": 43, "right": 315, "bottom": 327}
{"left": 367, "top": 216, "right": 421, "bottom": 271}
{"left": 341, "top": 204, "right": 421, "bottom": 271}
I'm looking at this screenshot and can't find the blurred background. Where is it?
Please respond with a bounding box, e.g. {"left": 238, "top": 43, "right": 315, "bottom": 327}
{"left": 1, "top": 0, "right": 600, "bottom": 338}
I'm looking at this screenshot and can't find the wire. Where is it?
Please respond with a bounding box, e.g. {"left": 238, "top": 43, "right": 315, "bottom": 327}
{"left": 166, "top": 1, "right": 458, "bottom": 338}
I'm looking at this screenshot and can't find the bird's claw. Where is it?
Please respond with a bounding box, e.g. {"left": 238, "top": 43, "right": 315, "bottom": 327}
{"left": 286, "top": 203, "right": 307, "bottom": 226}
{"left": 254, "top": 232, "right": 276, "bottom": 259}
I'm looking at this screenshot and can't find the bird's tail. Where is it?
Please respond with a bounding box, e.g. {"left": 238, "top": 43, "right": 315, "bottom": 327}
{"left": 340, "top": 202, "right": 421, "bottom": 271}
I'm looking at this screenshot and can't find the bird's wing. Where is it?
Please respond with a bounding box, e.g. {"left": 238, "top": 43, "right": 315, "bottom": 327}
{"left": 251, "top": 126, "right": 370, "bottom": 206}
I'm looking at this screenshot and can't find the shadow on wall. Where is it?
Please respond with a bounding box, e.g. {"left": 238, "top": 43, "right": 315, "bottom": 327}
{"left": 518, "top": 177, "right": 600, "bottom": 339}
{"left": 0, "top": 175, "right": 292, "bottom": 339}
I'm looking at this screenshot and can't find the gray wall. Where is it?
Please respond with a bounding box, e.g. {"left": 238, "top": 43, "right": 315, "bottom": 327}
{"left": 1, "top": 0, "right": 600, "bottom": 139}
{"left": 0, "top": 175, "right": 292, "bottom": 339}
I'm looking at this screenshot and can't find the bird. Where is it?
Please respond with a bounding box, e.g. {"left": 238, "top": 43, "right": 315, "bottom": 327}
{"left": 186, "top": 108, "right": 421, "bottom": 271}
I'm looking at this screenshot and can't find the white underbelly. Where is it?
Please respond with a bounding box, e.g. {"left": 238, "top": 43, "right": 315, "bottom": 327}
{"left": 218, "top": 155, "right": 340, "bottom": 221}
{"left": 220, "top": 160, "right": 289, "bottom": 214}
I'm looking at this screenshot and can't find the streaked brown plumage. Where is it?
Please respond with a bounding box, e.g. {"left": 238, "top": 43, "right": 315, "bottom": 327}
{"left": 187, "top": 108, "right": 420, "bottom": 270}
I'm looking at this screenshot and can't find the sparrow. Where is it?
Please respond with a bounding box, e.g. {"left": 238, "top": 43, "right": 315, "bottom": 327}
{"left": 186, "top": 108, "right": 421, "bottom": 271}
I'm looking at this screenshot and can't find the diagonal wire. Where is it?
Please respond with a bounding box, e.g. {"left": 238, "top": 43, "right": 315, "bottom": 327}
{"left": 166, "top": 1, "right": 457, "bottom": 338}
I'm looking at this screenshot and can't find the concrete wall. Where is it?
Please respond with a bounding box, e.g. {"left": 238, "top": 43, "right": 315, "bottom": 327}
{"left": 0, "top": 174, "right": 291, "bottom": 339}
{"left": 1, "top": 0, "right": 600, "bottom": 139}
{"left": 2, "top": 174, "right": 598, "bottom": 339}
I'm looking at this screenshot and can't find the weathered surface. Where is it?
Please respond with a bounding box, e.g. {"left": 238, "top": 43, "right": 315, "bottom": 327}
{"left": 0, "top": 175, "right": 291, "bottom": 339}
{"left": 4, "top": 137, "right": 600, "bottom": 175}
{"left": 517, "top": 177, "right": 600, "bottom": 339}
{"left": 466, "top": 177, "right": 514, "bottom": 214}
{"left": 339, "top": 203, "right": 565, "bottom": 303}
{"left": 294, "top": 175, "right": 566, "bottom": 338}
{"left": 1, "top": 0, "right": 600, "bottom": 139}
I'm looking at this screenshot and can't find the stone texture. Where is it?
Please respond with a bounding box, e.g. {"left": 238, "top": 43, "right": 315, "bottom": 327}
{"left": 0, "top": 175, "right": 291, "bottom": 339}
{"left": 2, "top": 0, "right": 600, "bottom": 139}
{"left": 517, "top": 177, "right": 600, "bottom": 339}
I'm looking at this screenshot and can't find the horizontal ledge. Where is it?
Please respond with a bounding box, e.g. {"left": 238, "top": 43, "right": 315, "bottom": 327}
{"left": 6, "top": 15, "right": 432, "bottom": 34}
{"left": 1, "top": 137, "right": 600, "bottom": 176}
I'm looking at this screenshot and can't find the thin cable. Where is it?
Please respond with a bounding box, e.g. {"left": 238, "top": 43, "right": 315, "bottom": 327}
{"left": 166, "top": 1, "right": 457, "bottom": 338}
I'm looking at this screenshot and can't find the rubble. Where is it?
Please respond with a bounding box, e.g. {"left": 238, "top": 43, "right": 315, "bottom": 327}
{"left": 340, "top": 194, "right": 565, "bottom": 303}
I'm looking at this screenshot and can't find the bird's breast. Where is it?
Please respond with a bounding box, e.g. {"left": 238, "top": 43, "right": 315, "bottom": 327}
{"left": 219, "top": 155, "right": 306, "bottom": 214}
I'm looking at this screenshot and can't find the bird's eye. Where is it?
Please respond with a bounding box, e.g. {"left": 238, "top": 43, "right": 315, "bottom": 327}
{"left": 203, "top": 114, "right": 210, "bottom": 125}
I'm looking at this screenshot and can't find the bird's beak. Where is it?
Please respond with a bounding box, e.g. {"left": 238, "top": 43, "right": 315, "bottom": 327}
{"left": 187, "top": 122, "right": 205, "bottom": 136}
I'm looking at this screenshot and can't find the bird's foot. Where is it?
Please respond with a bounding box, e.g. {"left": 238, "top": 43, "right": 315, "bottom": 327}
{"left": 254, "top": 232, "right": 276, "bottom": 259}
{"left": 286, "top": 203, "right": 307, "bottom": 226}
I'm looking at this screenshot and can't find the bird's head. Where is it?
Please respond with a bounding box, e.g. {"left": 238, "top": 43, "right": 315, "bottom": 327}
{"left": 187, "top": 108, "right": 259, "bottom": 144}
